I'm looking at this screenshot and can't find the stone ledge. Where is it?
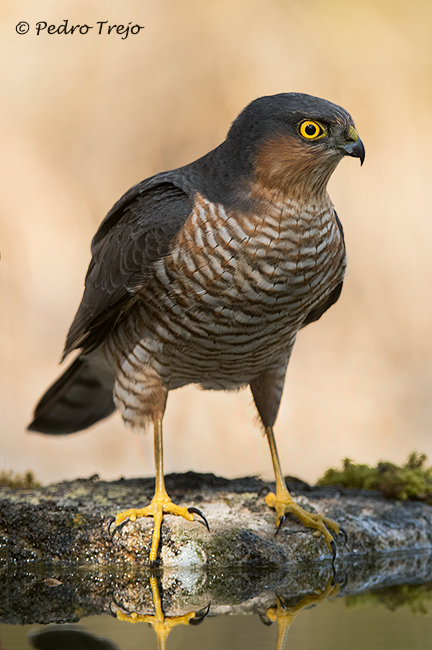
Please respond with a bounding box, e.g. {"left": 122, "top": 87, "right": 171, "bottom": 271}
{"left": 1, "top": 472, "right": 432, "bottom": 566}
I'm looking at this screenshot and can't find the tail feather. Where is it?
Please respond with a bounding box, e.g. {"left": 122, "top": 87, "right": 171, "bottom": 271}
{"left": 28, "top": 355, "right": 116, "bottom": 434}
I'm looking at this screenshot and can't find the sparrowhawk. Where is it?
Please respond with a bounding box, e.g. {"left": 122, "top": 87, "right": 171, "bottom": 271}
{"left": 29, "top": 93, "right": 365, "bottom": 567}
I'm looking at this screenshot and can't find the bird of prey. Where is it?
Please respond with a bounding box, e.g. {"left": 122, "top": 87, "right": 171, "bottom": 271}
{"left": 29, "top": 93, "right": 365, "bottom": 567}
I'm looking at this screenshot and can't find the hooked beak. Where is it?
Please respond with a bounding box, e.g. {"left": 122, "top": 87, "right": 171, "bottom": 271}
{"left": 341, "top": 126, "right": 365, "bottom": 165}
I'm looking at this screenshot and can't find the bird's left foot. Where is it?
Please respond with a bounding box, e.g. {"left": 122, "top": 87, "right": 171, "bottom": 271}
{"left": 109, "top": 492, "right": 209, "bottom": 567}
{"left": 265, "top": 490, "right": 340, "bottom": 556}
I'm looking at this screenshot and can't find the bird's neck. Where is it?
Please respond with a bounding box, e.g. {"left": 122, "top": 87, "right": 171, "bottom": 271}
{"left": 252, "top": 134, "right": 340, "bottom": 203}
{"left": 249, "top": 178, "right": 333, "bottom": 222}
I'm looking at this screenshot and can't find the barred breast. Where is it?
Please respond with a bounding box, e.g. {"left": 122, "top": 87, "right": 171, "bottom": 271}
{"left": 107, "top": 189, "right": 346, "bottom": 427}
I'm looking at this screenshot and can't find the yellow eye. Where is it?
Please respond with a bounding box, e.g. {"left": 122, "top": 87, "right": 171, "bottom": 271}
{"left": 298, "top": 120, "right": 325, "bottom": 140}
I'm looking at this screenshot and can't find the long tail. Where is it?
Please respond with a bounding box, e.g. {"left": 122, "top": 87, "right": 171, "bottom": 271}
{"left": 28, "top": 353, "right": 116, "bottom": 434}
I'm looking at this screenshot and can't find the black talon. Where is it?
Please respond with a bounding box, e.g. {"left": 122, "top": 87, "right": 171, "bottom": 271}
{"left": 276, "top": 593, "right": 287, "bottom": 610}
{"left": 338, "top": 526, "right": 348, "bottom": 545}
{"left": 275, "top": 515, "right": 286, "bottom": 536}
{"left": 110, "top": 595, "right": 131, "bottom": 614}
{"left": 331, "top": 567, "right": 339, "bottom": 587}
{"left": 258, "top": 485, "right": 271, "bottom": 497}
{"left": 108, "top": 601, "right": 117, "bottom": 618}
{"left": 188, "top": 506, "right": 210, "bottom": 532}
{"left": 108, "top": 517, "right": 129, "bottom": 538}
{"left": 330, "top": 539, "right": 337, "bottom": 568}
{"left": 111, "top": 594, "right": 123, "bottom": 608}
{"left": 189, "top": 602, "right": 211, "bottom": 625}
{"left": 332, "top": 569, "right": 347, "bottom": 589}
{"left": 330, "top": 562, "right": 348, "bottom": 589}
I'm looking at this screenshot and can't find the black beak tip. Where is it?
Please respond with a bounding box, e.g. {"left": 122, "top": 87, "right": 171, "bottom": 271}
{"left": 343, "top": 137, "right": 365, "bottom": 165}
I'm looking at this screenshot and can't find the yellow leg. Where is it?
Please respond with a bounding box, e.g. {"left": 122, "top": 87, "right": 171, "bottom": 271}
{"left": 264, "top": 426, "right": 339, "bottom": 553}
{"left": 112, "top": 418, "right": 204, "bottom": 567}
{"left": 266, "top": 576, "right": 339, "bottom": 650}
{"left": 115, "top": 575, "right": 202, "bottom": 650}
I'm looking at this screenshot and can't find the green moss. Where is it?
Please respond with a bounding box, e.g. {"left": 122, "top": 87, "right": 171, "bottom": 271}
{"left": 346, "top": 583, "right": 432, "bottom": 614}
{"left": 317, "top": 452, "right": 432, "bottom": 502}
{"left": 0, "top": 469, "right": 41, "bottom": 489}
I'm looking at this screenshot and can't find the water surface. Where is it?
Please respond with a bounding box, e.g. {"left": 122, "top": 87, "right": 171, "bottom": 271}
{"left": 2, "top": 567, "right": 432, "bottom": 650}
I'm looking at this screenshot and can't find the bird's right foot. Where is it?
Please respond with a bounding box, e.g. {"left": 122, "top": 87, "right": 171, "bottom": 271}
{"left": 108, "top": 492, "right": 209, "bottom": 567}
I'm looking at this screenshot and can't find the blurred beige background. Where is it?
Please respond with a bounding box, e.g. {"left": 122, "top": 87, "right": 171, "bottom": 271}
{"left": 1, "top": 0, "right": 432, "bottom": 486}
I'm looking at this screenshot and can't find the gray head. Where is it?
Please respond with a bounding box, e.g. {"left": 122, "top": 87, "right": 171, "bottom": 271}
{"left": 224, "top": 92, "right": 365, "bottom": 199}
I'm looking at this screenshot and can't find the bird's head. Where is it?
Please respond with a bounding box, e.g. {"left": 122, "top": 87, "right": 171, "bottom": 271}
{"left": 225, "top": 93, "right": 365, "bottom": 201}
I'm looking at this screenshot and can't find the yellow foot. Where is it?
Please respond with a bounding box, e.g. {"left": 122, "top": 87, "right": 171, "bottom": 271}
{"left": 265, "top": 576, "right": 339, "bottom": 650}
{"left": 111, "top": 575, "right": 210, "bottom": 648}
{"left": 109, "top": 492, "right": 209, "bottom": 567}
{"left": 265, "top": 490, "right": 340, "bottom": 554}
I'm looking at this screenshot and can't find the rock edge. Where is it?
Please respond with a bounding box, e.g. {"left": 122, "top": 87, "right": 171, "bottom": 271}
{"left": 1, "top": 472, "right": 432, "bottom": 565}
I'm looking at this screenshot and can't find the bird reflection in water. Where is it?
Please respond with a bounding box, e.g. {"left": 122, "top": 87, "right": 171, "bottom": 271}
{"left": 29, "top": 573, "right": 338, "bottom": 650}
{"left": 261, "top": 576, "right": 339, "bottom": 650}
{"left": 111, "top": 572, "right": 337, "bottom": 650}
{"left": 109, "top": 573, "right": 210, "bottom": 650}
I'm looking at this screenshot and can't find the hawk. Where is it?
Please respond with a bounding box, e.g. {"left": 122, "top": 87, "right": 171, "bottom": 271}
{"left": 29, "top": 93, "right": 365, "bottom": 566}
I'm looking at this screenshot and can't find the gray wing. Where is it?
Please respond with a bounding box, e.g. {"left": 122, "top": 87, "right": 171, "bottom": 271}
{"left": 63, "top": 174, "right": 194, "bottom": 357}
{"left": 301, "top": 281, "right": 343, "bottom": 327}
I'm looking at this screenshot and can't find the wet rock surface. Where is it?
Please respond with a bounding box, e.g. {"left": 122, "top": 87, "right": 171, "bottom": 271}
{"left": 1, "top": 472, "right": 432, "bottom": 566}
{"left": 2, "top": 473, "right": 432, "bottom": 625}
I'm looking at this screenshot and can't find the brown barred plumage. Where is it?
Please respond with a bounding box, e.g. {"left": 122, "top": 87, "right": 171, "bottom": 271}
{"left": 109, "top": 190, "right": 346, "bottom": 429}
{"left": 29, "top": 93, "right": 365, "bottom": 566}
